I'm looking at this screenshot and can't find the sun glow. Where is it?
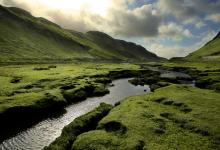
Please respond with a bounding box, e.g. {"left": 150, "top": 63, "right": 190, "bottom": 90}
{"left": 39, "top": 0, "right": 112, "bottom": 16}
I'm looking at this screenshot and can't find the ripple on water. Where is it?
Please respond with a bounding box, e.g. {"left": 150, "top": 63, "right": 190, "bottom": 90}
{"left": 0, "top": 78, "right": 150, "bottom": 150}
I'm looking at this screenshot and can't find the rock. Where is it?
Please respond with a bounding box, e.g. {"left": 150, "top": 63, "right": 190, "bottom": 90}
{"left": 109, "top": 83, "right": 114, "bottom": 87}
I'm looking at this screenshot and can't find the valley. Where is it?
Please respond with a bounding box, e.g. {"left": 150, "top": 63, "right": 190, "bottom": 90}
{"left": 0, "top": 4, "right": 220, "bottom": 150}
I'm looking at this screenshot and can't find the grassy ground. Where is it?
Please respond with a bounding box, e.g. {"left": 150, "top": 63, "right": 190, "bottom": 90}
{"left": 161, "top": 62, "right": 220, "bottom": 71}
{"left": 46, "top": 61, "right": 220, "bottom": 150}
{"left": 161, "top": 62, "right": 220, "bottom": 91}
{"left": 2, "top": 62, "right": 220, "bottom": 149}
{"left": 0, "top": 63, "right": 141, "bottom": 142}
{"left": 44, "top": 103, "right": 113, "bottom": 150}
{"left": 71, "top": 84, "right": 220, "bottom": 150}
{"left": 0, "top": 63, "right": 138, "bottom": 114}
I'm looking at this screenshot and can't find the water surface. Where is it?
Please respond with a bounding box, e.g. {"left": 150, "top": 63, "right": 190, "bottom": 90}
{"left": 0, "top": 78, "right": 150, "bottom": 150}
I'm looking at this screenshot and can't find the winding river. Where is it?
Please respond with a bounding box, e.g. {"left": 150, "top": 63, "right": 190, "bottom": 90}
{"left": 0, "top": 78, "right": 150, "bottom": 150}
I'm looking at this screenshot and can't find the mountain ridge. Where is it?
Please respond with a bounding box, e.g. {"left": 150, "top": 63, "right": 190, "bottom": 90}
{"left": 0, "top": 5, "right": 163, "bottom": 63}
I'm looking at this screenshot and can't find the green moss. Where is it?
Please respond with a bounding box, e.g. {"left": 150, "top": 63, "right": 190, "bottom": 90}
{"left": 150, "top": 82, "right": 170, "bottom": 92}
{"left": 44, "top": 103, "right": 113, "bottom": 150}
{"left": 109, "top": 70, "right": 139, "bottom": 79}
{"left": 161, "top": 62, "right": 220, "bottom": 91}
{"left": 128, "top": 70, "right": 161, "bottom": 86}
{"left": 0, "top": 63, "right": 138, "bottom": 112}
{"left": 0, "top": 63, "right": 140, "bottom": 141}
{"left": 62, "top": 88, "right": 87, "bottom": 103}
{"left": 162, "top": 62, "right": 220, "bottom": 71}
{"left": 92, "top": 77, "right": 111, "bottom": 84}
{"left": 195, "top": 74, "right": 220, "bottom": 91}
{"left": 72, "top": 130, "right": 121, "bottom": 150}
{"left": 93, "top": 83, "right": 110, "bottom": 96}
{"left": 71, "top": 85, "right": 220, "bottom": 150}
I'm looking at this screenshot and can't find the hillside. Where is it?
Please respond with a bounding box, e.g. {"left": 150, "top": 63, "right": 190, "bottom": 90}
{"left": 86, "top": 31, "right": 160, "bottom": 61}
{"left": 0, "top": 5, "right": 162, "bottom": 63}
{"left": 186, "top": 31, "right": 220, "bottom": 61}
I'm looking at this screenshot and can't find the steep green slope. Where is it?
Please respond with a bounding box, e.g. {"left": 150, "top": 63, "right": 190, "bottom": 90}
{"left": 0, "top": 5, "right": 162, "bottom": 63}
{"left": 186, "top": 32, "right": 220, "bottom": 61}
{"left": 0, "top": 6, "right": 92, "bottom": 63}
{"left": 86, "top": 31, "right": 161, "bottom": 61}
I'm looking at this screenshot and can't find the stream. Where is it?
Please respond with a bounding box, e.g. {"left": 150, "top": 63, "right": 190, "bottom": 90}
{"left": 0, "top": 78, "right": 150, "bottom": 150}
{"left": 0, "top": 68, "right": 194, "bottom": 150}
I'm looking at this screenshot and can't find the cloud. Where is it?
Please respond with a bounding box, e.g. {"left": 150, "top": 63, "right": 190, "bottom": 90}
{"left": 157, "top": 0, "right": 200, "bottom": 25}
{"left": 145, "top": 30, "right": 217, "bottom": 58}
{"left": 1, "top": 0, "right": 109, "bottom": 32}
{"left": 158, "top": 22, "right": 193, "bottom": 41}
{"left": 0, "top": 0, "right": 161, "bottom": 37}
{"left": 195, "top": 21, "right": 206, "bottom": 29}
{"left": 157, "top": 0, "right": 220, "bottom": 27}
{"left": 205, "top": 13, "right": 220, "bottom": 23}
{"left": 0, "top": 0, "right": 219, "bottom": 58}
{"left": 107, "top": 4, "right": 161, "bottom": 37}
{"left": 147, "top": 43, "right": 189, "bottom": 59}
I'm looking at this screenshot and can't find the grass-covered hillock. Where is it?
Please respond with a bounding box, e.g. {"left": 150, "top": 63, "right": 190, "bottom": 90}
{"left": 0, "top": 63, "right": 140, "bottom": 141}
{"left": 44, "top": 103, "right": 113, "bottom": 150}
{"left": 42, "top": 61, "right": 220, "bottom": 150}
{"left": 70, "top": 85, "right": 220, "bottom": 150}
{"left": 161, "top": 62, "right": 220, "bottom": 92}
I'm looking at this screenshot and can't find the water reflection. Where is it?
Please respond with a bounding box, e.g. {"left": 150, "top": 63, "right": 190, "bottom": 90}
{"left": 0, "top": 78, "right": 150, "bottom": 150}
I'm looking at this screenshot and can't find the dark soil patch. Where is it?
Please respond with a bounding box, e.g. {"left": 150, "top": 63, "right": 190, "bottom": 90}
{"left": 103, "top": 121, "right": 127, "bottom": 134}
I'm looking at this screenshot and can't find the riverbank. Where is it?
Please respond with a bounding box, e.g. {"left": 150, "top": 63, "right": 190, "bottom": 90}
{"left": 45, "top": 62, "right": 220, "bottom": 150}
{"left": 161, "top": 62, "right": 220, "bottom": 91}
{"left": 1, "top": 78, "right": 150, "bottom": 150}
{"left": 46, "top": 84, "right": 220, "bottom": 150}
{"left": 1, "top": 63, "right": 163, "bottom": 142}
{"left": 0, "top": 63, "right": 142, "bottom": 141}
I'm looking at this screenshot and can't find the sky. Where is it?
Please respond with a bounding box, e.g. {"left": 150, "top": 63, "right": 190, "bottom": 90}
{"left": 1, "top": 0, "right": 220, "bottom": 58}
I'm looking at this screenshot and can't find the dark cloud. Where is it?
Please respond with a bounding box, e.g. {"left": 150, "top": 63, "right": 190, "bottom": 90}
{"left": 1, "top": 0, "right": 30, "bottom": 12}
{"left": 2, "top": 0, "right": 18, "bottom": 6}
{"left": 158, "top": 0, "right": 220, "bottom": 25}
{"left": 0, "top": 0, "right": 161, "bottom": 37}
{"left": 108, "top": 5, "right": 161, "bottom": 37}
{"left": 46, "top": 10, "right": 102, "bottom": 32}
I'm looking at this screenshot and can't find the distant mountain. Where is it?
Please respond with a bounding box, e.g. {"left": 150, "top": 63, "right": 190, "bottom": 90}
{"left": 186, "top": 31, "right": 220, "bottom": 61}
{"left": 85, "top": 31, "right": 162, "bottom": 61}
{"left": 0, "top": 5, "right": 163, "bottom": 63}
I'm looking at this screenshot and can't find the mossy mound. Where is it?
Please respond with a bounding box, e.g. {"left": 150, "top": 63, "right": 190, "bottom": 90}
{"left": 160, "top": 62, "right": 220, "bottom": 92}
{"left": 0, "top": 63, "right": 139, "bottom": 141}
{"left": 69, "top": 85, "right": 220, "bottom": 150}
{"left": 44, "top": 103, "right": 113, "bottom": 150}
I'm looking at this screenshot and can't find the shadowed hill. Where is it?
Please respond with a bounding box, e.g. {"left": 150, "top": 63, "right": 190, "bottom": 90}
{"left": 86, "top": 31, "right": 161, "bottom": 61}
{"left": 0, "top": 5, "right": 163, "bottom": 63}
{"left": 186, "top": 31, "right": 220, "bottom": 61}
